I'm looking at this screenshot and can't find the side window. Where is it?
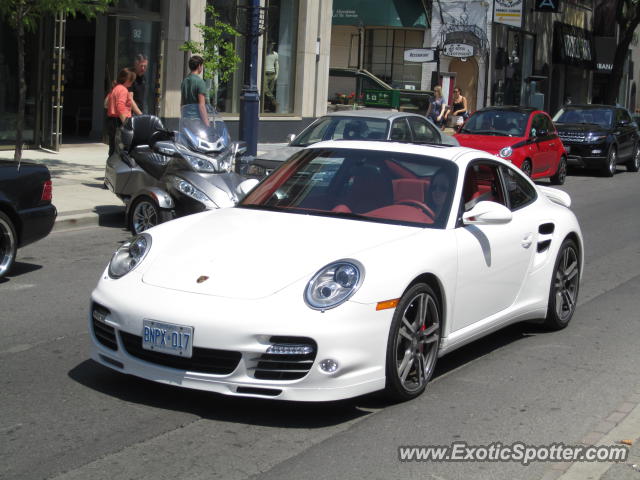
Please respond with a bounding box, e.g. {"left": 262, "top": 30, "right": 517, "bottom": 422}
{"left": 530, "top": 114, "right": 544, "bottom": 138}
{"left": 500, "top": 165, "right": 537, "bottom": 210}
{"left": 408, "top": 117, "right": 439, "bottom": 143}
{"left": 615, "top": 109, "right": 625, "bottom": 124}
{"left": 462, "top": 162, "right": 506, "bottom": 212}
{"left": 543, "top": 114, "right": 556, "bottom": 136}
{"left": 621, "top": 109, "right": 632, "bottom": 123}
{"left": 390, "top": 118, "right": 411, "bottom": 142}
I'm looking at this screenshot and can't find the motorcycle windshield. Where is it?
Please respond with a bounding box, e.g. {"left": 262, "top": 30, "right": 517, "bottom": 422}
{"left": 178, "top": 104, "right": 231, "bottom": 154}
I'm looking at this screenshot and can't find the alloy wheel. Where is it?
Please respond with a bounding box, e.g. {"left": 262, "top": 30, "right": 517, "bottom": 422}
{"left": 606, "top": 148, "right": 617, "bottom": 176}
{"left": 0, "top": 214, "right": 17, "bottom": 278}
{"left": 553, "top": 245, "right": 579, "bottom": 323}
{"left": 132, "top": 200, "right": 159, "bottom": 234}
{"left": 393, "top": 291, "right": 440, "bottom": 394}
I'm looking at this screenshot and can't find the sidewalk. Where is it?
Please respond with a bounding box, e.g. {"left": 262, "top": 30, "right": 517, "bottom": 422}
{"left": 0, "top": 142, "right": 287, "bottom": 232}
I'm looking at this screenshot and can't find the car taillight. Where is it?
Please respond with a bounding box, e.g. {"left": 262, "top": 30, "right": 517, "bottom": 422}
{"left": 41, "top": 180, "right": 52, "bottom": 202}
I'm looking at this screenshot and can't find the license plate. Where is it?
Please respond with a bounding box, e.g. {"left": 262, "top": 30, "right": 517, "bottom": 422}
{"left": 564, "top": 145, "right": 571, "bottom": 153}
{"left": 142, "top": 319, "right": 193, "bottom": 358}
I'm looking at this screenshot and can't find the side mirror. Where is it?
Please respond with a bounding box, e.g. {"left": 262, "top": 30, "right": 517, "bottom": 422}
{"left": 462, "top": 201, "right": 512, "bottom": 225}
{"left": 286, "top": 134, "right": 296, "bottom": 144}
{"left": 236, "top": 178, "right": 259, "bottom": 198}
{"left": 152, "top": 141, "right": 178, "bottom": 157}
{"left": 231, "top": 141, "right": 247, "bottom": 157}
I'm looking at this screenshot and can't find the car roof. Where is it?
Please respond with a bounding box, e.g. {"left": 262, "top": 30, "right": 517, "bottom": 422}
{"left": 561, "top": 104, "right": 616, "bottom": 110}
{"left": 476, "top": 106, "right": 537, "bottom": 114}
{"left": 306, "top": 139, "right": 491, "bottom": 164}
{"left": 325, "top": 109, "right": 425, "bottom": 120}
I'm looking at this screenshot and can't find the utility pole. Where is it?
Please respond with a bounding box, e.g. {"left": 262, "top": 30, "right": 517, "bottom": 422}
{"left": 238, "top": 0, "right": 261, "bottom": 159}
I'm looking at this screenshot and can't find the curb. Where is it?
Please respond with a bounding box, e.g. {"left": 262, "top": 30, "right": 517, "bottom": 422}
{"left": 53, "top": 206, "right": 125, "bottom": 232}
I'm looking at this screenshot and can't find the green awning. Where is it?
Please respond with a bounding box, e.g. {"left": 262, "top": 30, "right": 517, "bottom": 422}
{"left": 332, "top": 0, "right": 428, "bottom": 28}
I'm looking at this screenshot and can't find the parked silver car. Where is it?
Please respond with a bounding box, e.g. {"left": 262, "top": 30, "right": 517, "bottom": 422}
{"left": 248, "top": 110, "right": 458, "bottom": 178}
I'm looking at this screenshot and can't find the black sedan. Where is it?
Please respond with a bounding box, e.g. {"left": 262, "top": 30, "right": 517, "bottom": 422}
{"left": 0, "top": 160, "right": 57, "bottom": 279}
{"left": 553, "top": 105, "right": 640, "bottom": 176}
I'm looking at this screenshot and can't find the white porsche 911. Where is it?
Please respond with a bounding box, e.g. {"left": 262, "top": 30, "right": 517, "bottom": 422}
{"left": 89, "top": 141, "right": 583, "bottom": 402}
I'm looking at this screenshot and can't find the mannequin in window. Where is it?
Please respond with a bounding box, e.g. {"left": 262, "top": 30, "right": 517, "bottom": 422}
{"left": 263, "top": 42, "right": 279, "bottom": 112}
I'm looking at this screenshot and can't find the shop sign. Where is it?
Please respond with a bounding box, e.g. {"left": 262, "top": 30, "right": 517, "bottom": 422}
{"left": 403, "top": 49, "right": 437, "bottom": 63}
{"left": 553, "top": 23, "right": 595, "bottom": 69}
{"left": 493, "top": 0, "right": 523, "bottom": 28}
{"left": 535, "top": 0, "right": 560, "bottom": 12}
{"left": 443, "top": 43, "right": 474, "bottom": 58}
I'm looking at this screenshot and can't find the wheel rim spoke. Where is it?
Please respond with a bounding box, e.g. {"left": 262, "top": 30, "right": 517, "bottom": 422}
{"left": 395, "top": 291, "right": 441, "bottom": 392}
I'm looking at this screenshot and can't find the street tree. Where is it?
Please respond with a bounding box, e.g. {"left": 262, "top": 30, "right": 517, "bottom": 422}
{"left": 605, "top": 0, "right": 640, "bottom": 105}
{"left": 180, "top": 5, "right": 240, "bottom": 107}
{"left": 0, "top": 0, "right": 113, "bottom": 162}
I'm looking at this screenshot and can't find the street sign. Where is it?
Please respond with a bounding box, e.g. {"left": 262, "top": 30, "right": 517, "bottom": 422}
{"left": 493, "top": 0, "right": 523, "bottom": 28}
{"left": 443, "top": 43, "right": 474, "bottom": 58}
{"left": 535, "top": 0, "right": 559, "bottom": 12}
{"left": 403, "top": 48, "right": 437, "bottom": 63}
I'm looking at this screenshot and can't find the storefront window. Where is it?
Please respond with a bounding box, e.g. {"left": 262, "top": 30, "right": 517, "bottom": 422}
{"left": 261, "top": 0, "right": 298, "bottom": 114}
{"left": 0, "top": 22, "right": 37, "bottom": 147}
{"left": 364, "top": 29, "right": 423, "bottom": 90}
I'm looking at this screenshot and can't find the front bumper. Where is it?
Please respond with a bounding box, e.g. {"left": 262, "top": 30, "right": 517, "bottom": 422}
{"left": 563, "top": 143, "right": 607, "bottom": 169}
{"left": 89, "top": 276, "right": 392, "bottom": 401}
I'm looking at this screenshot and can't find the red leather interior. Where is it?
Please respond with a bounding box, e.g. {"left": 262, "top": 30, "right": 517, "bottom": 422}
{"left": 392, "top": 178, "right": 431, "bottom": 203}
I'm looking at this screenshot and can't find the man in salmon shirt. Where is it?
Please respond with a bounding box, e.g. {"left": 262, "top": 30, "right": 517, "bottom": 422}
{"left": 106, "top": 68, "right": 136, "bottom": 158}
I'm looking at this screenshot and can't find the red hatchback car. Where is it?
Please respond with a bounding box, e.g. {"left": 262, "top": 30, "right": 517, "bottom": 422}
{"left": 454, "top": 106, "right": 567, "bottom": 184}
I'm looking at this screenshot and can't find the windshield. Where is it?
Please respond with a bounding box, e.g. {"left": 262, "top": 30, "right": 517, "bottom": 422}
{"left": 291, "top": 116, "right": 389, "bottom": 147}
{"left": 178, "top": 104, "right": 231, "bottom": 153}
{"left": 460, "top": 110, "right": 529, "bottom": 137}
{"left": 240, "top": 148, "right": 458, "bottom": 229}
{"left": 552, "top": 108, "right": 613, "bottom": 128}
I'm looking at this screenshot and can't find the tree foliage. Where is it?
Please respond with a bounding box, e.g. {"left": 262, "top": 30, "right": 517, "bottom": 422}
{"left": 605, "top": 0, "right": 640, "bottom": 105}
{"left": 180, "top": 5, "right": 240, "bottom": 90}
{"left": 0, "top": 0, "right": 113, "bottom": 161}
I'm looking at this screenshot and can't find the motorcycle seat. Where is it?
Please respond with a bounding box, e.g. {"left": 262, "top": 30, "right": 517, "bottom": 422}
{"left": 131, "top": 145, "right": 170, "bottom": 180}
{"left": 124, "top": 115, "right": 166, "bottom": 153}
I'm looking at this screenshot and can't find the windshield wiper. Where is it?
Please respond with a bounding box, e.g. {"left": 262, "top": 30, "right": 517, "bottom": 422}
{"left": 463, "top": 129, "right": 501, "bottom": 135}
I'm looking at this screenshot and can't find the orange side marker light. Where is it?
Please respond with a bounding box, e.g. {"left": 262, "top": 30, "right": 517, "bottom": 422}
{"left": 376, "top": 299, "right": 400, "bottom": 311}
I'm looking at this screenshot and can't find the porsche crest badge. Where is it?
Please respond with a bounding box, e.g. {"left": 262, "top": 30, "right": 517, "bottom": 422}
{"left": 196, "top": 275, "right": 209, "bottom": 284}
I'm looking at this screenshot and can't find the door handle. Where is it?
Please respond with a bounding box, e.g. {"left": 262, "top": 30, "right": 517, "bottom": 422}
{"left": 521, "top": 233, "right": 533, "bottom": 249}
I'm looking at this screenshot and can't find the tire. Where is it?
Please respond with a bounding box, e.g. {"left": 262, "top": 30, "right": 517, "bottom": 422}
{"left": 543, "top": 239, "right": 580, "bottom": 331}
{"left": 385, "top": 283, "right": 441, "bottom": 401}
{"left": 0, "top": 211, "right": 17, "bottom": 280}
{"left": 521, "top": 159, "right": 532, "bottom": 178}
{"left": 602, "top": 146, "right": 617, "bottom": 177}
{"left": 550, "top": 156, "right": 567, "bottom": 185}
{"left": 128, "top": 196, "right": 174, "bottom": 235}
{"left": 626, "top": 143, "right": 640, "bottom": 172}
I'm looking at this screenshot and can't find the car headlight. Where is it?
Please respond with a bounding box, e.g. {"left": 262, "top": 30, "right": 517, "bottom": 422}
{"left": 304, "top": 260, "right": 364, "bottom": 310}
{"left": 499, "top": 146, "right": 513, "bottom": 158}
{"left": 184, "top": 153, "right": 216, "bottom": 173}
{"left": 108, "top": 234, "right": 151, "bottom": 279}
{"left": 168, "top": 175, "right": 216, "bottom": 207}
{"left": 585, "top": 132, "right": 607, "bottom": 143}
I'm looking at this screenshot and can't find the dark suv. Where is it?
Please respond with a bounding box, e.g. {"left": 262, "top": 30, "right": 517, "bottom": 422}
{"left": 553, "top": 105, "right": 640, "bottom": 176}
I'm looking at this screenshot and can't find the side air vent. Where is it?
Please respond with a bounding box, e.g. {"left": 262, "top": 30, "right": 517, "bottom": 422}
{"left": 539, "top": 223, "right": 555, "bottom": 235}
{"left": 537, "top": 239, "right": 552, "bottom": 253}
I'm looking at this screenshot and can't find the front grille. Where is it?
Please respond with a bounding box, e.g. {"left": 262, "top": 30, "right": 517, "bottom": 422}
{"left": 92, "top": 305, "right": 117, "bottom": 351}
{"left": 252, "top": 336, "right": 317, "bottom": 381}
{"left": 557, "top": 131, "right": 586, "bottom": 143}
{"left": 120, "top": 332, "right": 241, "bottom": 375}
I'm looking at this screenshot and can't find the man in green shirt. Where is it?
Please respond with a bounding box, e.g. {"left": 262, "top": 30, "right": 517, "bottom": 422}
{"left": 181, "top": 55, "right": 210, "bottom": 127}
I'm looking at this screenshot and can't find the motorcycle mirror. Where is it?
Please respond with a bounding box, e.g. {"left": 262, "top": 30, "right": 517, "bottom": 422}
{"left": 286, "top": 134, "right": 296, "bottom": 144}
{"left": 236, "top": 178, "right": 259, "bottom": 198}
{"left": 152, "top": 141, "right": 178, "bottom": 157}
{"left": 232, "top": 141, "right": 247, "bottom": 156}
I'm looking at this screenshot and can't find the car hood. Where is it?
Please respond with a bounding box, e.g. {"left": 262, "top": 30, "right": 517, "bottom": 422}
{"left": 256, "top": 146, "right": 305, "bottom": 163}
{"left": 142, "top": 207, "right": 419, "bottom": 299}
{"left": 454, "top": 134, "right": 524, "bottom": 155}
{"left": 554, "top": 123, "right": 609, "bottom": 133}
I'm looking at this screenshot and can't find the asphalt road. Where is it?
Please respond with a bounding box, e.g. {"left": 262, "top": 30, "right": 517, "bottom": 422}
{"left": 1, "top": 168, "right": 639, "bottom": 480}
